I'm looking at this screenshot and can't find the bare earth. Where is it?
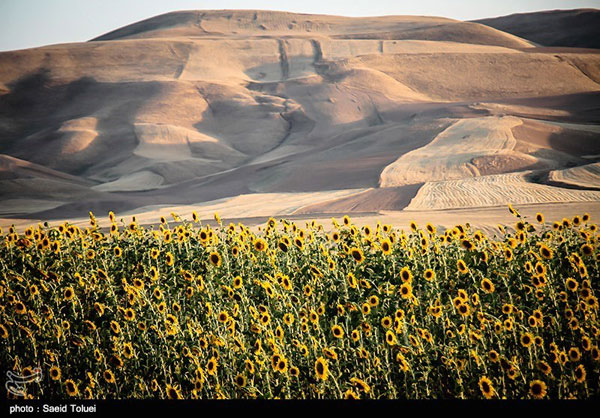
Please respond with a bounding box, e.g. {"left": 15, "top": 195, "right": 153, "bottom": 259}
{"left": 1, "top": 9, "right": 599, "bottom": 231}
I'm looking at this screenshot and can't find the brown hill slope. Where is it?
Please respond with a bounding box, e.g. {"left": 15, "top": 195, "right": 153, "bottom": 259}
{"left": 0, "top": 10, "right": 599, "bottom": 224}
{"left": 474, "top": 9, "right": 600, "bottom": 49}
{"left": 92, "top": 10, "right": 532, "bottom": 49}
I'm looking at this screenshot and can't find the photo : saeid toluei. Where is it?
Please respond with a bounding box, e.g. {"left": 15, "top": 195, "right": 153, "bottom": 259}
{"left": 0, "top": 6, "right": 599, "bottom": 401}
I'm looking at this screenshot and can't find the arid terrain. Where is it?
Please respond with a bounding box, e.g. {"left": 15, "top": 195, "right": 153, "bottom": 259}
{"left": 1, "top": 9, "right": 599, "bottom": 231}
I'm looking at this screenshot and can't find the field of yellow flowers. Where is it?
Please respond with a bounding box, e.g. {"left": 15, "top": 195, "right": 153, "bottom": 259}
{"left": 0, "top": 206, "right": 598, "bottom": 399}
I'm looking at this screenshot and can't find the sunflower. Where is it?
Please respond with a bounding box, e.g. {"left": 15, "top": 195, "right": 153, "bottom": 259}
{"left": 331, "top": 324, "right": 344, "bottom": 339}
{"left": 207, "top": 357, "right": 218, "bottom": 376}
{"left": 424, "top": 269, "right": 435, "bottom": 281}
{"left": 315, "top": 357, "right": 329, "bottom": 381}
{"left": 534, "top": 262, "right": 547, "bottom": 277}
{"left": 347, "top": 273, "right": 358, "bottom": 289}
{"left": 393, "top": 353, "right": 408, "bottom": 373}
{"left": 586, "top": 295, "right": 599, "bottom": 310}
{"left": 580, "top": 287, "right": 591, "bottom": 300}
{"left": 103, "top": 369, "right": 116, "bottom": 384}
{"left": 165, "top": 252, "right": 175, "bottom": 266}
{"left": 457, "top": 259, "right": 469, "bottom": 274}
{"left": 565, "top": 277, "right": 579, "bottom": 292}
{"left": 461, "top": 239, "right": 474, "bottom": 251}
{"left": 381, "top": 316, "right": 392, "bottom": 329}
{"left": 393, "top": 308, "right": 408, "bottom": 325}
{"left": 49, "top": 365, "right": 61, "bottom": 381}
{"left": 148, "top": 266, "right": 159, "bottom": 282}
{"left": 166, "top": 384, "right": 182, "bottom": 399}
{"left": 15, "top": 301, "right": 27, "bottom": 315}
{"left": 63, "top": 287, "right": 75, "bottom": 301}
{"left": 155, "top": 301, "right": 167, "bottom": 314}
{"left": 270, "top": 354, "right": 281, "bottom": 370}
{"left": 481, "top": 278, "right": 495, "bottom": 293}
{"left": 110, "top": 321, "right": 121, "bottom": 335}
{"left": 218, "top": 311, "right": 229, "bottom": 323}
{"left": 350, "top": 377, "right": 371, "bottom": 393}
{"left": 536, "top": 361, "right": 551, "bottom": 376}
{"left": 131, "top": 276, "right": 145, "bottom": 289}
{"left": 520, "top": 333, "right": 533, "bottom": 347}
{"left": 349, "top": 247, "right": 364, "bottom": 263}
{"left": 253, "top": 238, "right": 267, "bottom": 252}
{"left": 478, "top": 376, "right": 494, "bottom": 399}
{"left": 228, "top": 276, "right": 243, "bottom": 291}
{"left": 457, "top": 303, "right": 471, "bottom": 317}
{"left": 591, "top": 346, "right": 600, "bottom": 362}
{"left": 65, "top": 379, "right": 79, "bottom": 397}
{"left": 299, "top": 345, "right": 309, "bottom": 357}
{"left": 327, "top": 258, "right": 337, "bottom": 271}
{"left": 0, "top": 324, "right": 9, "bottom": 339}
{"left": 277, "top": 313, "right": 293, "bottom": 328}
{"left": 344, "top": 389, "right": 360, "bottom": 399}
{"left": 122, "top": 343, "right": 134, "bottom": 359}
{"left": 529, "top": 380, "right": 547, "bottom": 399}
{"left": 276, "top": 358, "right": 288, "bottom": 374}
{"left": 582, "top": 336, "right": 592, "bottom": 351}
{"left": 568, "top": 347, "right": 581, "bottom": 362}
{"left": 399, "top": 282, "right": 413, "bottom": 300}
{"left": 209, "top": 252, "right": 222, "bottom": 267}
{"left": 124, "top": 308, "right": 135, "bottom": 321}
{"left": 581, "top": 244, "right": 593, "bottom": 257}
{"left": 385, "top": 330, "right": 397, "bottom": 346}
{"left": 399, "top": 267, "right": 413, "bottom": 282}
{"left": 277, "top": 240, "right": 289, "bottom": 252}
{"left": 539, "top": 244, "right": 553, "bottom": 260}
{"left": 423, "top": 222, "right": 435, "bottom": 235}
{"left": 110, "top": 355, "right": 124, "bottom": 369}
{"left": 558, "top": 350, "right": 569, "bottom": 365}
{"left": 29, "top": 284, "right": 39, "bottom": 297}
{"left": 361, "top": 303, "right": 371, "bottom": 315}
{"left": 234, "top": 373, "right": 247, "bottom": 388}
{"left": 380, "top": 239, "right": 392, "bottom": 255}
{"left": 536, "top": 212, "right": 544, "bottom": 223}
{"left": 573, "top": 365, "right": 586, "bottom": 383}
{"left": 291, "top": 236, "right": 303, "bottom": 250}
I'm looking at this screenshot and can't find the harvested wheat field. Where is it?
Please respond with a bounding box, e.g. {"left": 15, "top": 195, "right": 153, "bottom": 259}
{"left": 1, "top": 9, "right": 600, "bottom": 229}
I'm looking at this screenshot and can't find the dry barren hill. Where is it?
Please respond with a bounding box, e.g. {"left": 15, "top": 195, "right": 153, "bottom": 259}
{"left": 475, "top": 9, "right": 600, "bottom": 49}
{"left": 1, "top": 9, "right": 599, "bottom": 229}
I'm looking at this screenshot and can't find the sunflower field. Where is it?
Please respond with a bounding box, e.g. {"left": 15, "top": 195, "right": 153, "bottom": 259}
{"left": 1, "top": 206, "right": 599, "bottom": 399}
